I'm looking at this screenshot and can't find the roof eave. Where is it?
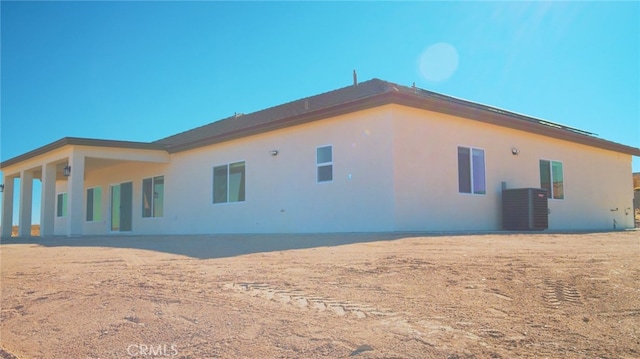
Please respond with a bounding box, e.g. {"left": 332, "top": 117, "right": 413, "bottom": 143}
{"left": 390, "top": 92, "right": 640, "bottom": 157}
{"left": 1, "top": 137, "right": 167, "bottom": 169}
{"left": 166, "top": 90, "right": 640, "bottom": 157}
{"left": 165, "top": 92, "right": 395, "bottom": 153}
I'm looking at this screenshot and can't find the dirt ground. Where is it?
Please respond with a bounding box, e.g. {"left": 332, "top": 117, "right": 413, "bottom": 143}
{"left": 1, "top": 231, "right": 639, "bottom": 358}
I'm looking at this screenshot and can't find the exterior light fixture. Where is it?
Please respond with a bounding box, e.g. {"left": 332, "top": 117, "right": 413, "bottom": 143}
{"left": 63, "top": 165, "right": 72, "bottom": 177}
{"left": 0, "top": 184, "right": 4, "bottom": 192}
{"left": 270, "top": 150, "right": 279, "bottom": 156}
{"left": 511, "top": 148, "right": 520, "bottom": 155}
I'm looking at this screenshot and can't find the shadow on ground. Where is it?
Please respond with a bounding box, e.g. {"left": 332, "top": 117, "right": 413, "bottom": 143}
{"left": 0, "top": 233, "right": 415, "bottom": 260}
{"left": 4, "top": 230, "right": 628, "bottom": 260}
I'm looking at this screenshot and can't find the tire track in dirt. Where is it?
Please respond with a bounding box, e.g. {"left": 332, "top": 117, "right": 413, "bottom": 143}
{"left": 225, "top": 282, "right": 396, "bottom": 320}
{"left": 542, "top": 279, "right": 582, "bottom": 308}
{"left": 223, "top": 281, "right": 499, "bottom": 351}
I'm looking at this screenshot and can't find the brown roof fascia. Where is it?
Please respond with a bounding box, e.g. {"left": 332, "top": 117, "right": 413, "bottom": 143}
{"left": 1, "top": 137, "right": 167, "bottom": 169}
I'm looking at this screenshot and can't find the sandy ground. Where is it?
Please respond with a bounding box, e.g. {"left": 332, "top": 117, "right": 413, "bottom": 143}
{"left": 1, "top": 231, "right": 639, "bottom": 358}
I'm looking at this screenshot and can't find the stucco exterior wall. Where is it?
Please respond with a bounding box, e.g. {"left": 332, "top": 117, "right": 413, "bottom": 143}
{"left": 2, "top": 104, "right": 635, "bottom": 236}
{"left": 164, "top": 107, "right": 396, "bottom": 234}
{"left": 390, "top": 105, "right": 635, "bottom": 231}
{"left": 52, "top": 160, "right": 169, "bottom": 236}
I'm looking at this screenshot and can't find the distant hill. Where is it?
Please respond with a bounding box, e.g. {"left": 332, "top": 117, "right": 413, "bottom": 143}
{"left": 634, "top": 172, "right": 640, "bottom": 189}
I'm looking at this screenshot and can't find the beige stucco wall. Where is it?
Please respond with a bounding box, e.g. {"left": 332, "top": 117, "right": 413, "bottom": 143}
{"left": 51, "top": 159, "right": 170, "bottom": 236}
{"left": 80, "top": 162, "right": 170, "bottom": 235}
{"left": 164, "top": 107, "right": 396, "bottom": 234}
{"left": 391, "top": 105, "right": 635, "bottom": 231}
{"left": 3, "top": 104, "right": 635, "bottom": 236}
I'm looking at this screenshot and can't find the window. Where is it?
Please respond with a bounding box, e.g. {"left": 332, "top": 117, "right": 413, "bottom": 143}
{"left": 86, "top": 187, "right": 102, "bottom": 221}
{"left": 213, "top": 162, "right": 245, "bottom": 204}
{"left": 56, "top": 193, "right": 68, "bottom": 217}
{"left": 458, "top": 146, "right": 486, "bottom": 194}
{"left": 316, "top": 145, "right": 333, "bottom": 182}
{"left": 540, "top": 160, "right": 564, "bottom": 199}
{"left": 143, "top": 176, "right": 164, "bottom": 217}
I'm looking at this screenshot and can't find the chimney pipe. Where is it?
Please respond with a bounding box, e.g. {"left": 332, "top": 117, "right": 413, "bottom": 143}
{"left": 353, "top": 70, "right": 358, "bottom": 86}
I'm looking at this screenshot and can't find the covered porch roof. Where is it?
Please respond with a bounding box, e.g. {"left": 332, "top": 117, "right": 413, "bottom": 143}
{"left": 1, "top": 137, "right": 167, "bottom": 170}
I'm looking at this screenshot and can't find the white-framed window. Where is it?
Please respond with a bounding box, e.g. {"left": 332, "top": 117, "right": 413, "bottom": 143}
{"left": 316, "top": 145, "right": 333, "bottom": 183}
{"left": 213, "top": 161, "right": 246, "bottom": 204}
{"left": 142, "top": 176, "right": 164, "bottom": 217}
{"left": 457, "top": 146, "right": 486, "bottom": 195}
{"left": 56, "top": 193, "right": 68, "bottom": 217}
{"left": 540, "top": 160, "right": 564, "bottom": 199}
{"left": 86, "top": 187, "right": 102, "bottom": 221}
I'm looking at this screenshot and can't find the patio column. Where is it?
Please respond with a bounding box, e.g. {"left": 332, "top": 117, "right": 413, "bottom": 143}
{"left": 66, "top": 153, "right": 85, "bottom": 237}
{"left": 1, "top": 175, "right": 15, "bottom": 237}
{"left": 18, "top": 170, "right": 34, "bottom": 237}
{"left": 40, "top": 163, "right": 57, "bottom": 237}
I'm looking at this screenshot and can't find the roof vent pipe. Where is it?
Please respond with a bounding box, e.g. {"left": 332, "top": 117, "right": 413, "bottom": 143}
{"left": 353, "top": 70, "right": 358, "bottom": 86}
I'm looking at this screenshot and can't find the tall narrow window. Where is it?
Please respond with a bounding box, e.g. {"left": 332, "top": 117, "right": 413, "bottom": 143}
{"left": 57, "top": 193, "right": 68, "bottom": 217}
{"left": 458, "top": 146, "right": 486, "bottom": 194}
{"left": 316, "top": 145, "right": 333, "bottom": 182}
{"left": 142, "top": 176, "right": 164, "bottom": 217}
{"left": 86, "top": 187, "right": 102, "bottom": 221}
{"left": 540, "top": 160, "right": 564, "bottom": 199}
{"left": 213, "top": 162, "right": 245, "bottom": 204}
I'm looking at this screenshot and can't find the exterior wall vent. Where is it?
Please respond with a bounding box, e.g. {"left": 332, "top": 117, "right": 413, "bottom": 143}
{"left": 502, "top": 188, "right": 549, "bottom": 230}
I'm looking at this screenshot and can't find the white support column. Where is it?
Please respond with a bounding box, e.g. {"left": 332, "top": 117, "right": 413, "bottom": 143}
{"left": 1, "top": 175, "right": 15, "bottom": 238}
{"left": 40, "top": 163, "right": 57, "bottom": 237}
{"left": 66, "top": 153, "right": 85, "bottom": 237}
{"left": 18, "top": 170, "right": 34, "bottom": 237}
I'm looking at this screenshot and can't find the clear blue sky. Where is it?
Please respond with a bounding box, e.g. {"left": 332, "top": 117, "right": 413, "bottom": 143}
{"left": 1, "top": 1, "right": 639, "bottom": 224}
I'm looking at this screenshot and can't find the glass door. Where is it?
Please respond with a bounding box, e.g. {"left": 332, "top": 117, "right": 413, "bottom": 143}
{"left": 111, "top": 182, "right": 133, "bottom": 232}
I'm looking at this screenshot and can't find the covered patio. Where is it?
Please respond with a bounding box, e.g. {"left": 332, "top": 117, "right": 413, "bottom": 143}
{"left": 1, "top": 138, "right": 169, "bottom": 237}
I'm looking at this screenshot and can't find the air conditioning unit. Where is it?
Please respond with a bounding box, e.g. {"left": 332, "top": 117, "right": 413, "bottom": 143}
{"left": 502, "top": 188, "right": 549, "bottom": 230}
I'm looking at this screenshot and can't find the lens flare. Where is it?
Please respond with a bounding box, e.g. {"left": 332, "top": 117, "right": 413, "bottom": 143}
{"left": 418, "top": 42, "right": 459, "bottom": 82}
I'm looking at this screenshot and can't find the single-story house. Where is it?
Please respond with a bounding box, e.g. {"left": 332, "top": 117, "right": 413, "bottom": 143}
{"left": 2, "top": 78, "right": 639, "bottom": 237}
